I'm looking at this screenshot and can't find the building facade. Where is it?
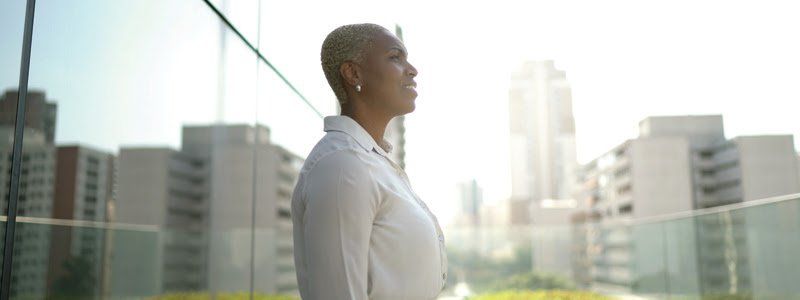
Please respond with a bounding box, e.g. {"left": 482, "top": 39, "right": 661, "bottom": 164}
{"left": 0, "top": 91, "right": 115, "bottom": 299}
{"left": 574, "top": 115, "right": 800, "bottom": 295}
{"left": 0, "top": 128, "right": 56, "bottom": 298}
{"left": 114, "top": 124, "right": 302, "bottom": 296}
{"left": 508, "top": 61, "right": 578, "bottom": 226}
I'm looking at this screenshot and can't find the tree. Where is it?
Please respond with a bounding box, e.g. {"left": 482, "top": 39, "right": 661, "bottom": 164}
{"left": 50, "top": 255, "right": 96, "bottom": 299}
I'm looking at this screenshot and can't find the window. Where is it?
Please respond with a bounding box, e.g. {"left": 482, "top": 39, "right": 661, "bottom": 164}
{"left": 619, "top": 204, "right": 633, "bottom": 214}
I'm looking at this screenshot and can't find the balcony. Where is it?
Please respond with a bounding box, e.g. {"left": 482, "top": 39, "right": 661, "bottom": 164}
{"left": 1, "top": 0, "right": 798, "bottom": 299}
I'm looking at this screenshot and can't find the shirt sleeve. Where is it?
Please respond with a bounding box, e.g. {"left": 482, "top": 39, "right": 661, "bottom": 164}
{"left": 300, "top": 151, "right": 379, "bottom": 300}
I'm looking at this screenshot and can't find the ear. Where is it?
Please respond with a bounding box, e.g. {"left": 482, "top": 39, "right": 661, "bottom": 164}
{"left": 339, "top": 61, "right": 362, "bottom": 88}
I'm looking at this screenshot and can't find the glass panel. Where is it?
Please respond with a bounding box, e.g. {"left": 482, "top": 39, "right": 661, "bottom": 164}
{"left": 208, "top": 0, "right": 259, "bottom": 44}
{"left": 0, "top": 0, "right": 29, "bottom": 278}
{"left": 693, "top": 209, "right": 752, "bottom": 297}
{"left": 631, "top": 222, "right": 670, "bottom": 296}
{"left": 0, "top": 0, "right": 26, "bottom": 89}
{"left": 661, "top": 217, "right": 700, "bottom": 296}
{"left": 257, "top": 63, "right": 323, "bottom": 157}
{"left": 13, "top": 0, "right": 268, "bottom": 298}
{"left": 744, "top": 199, "right": 800, "bottom": 298}
{"left": 250, "top": 44, "right": 322, "bottom": 298}
{"left": 202, "top": 10, "right": 259, "bottom": 296}
{"left": 531, "top": 224, "right": 572, "bottom": 280}
{"left": 444, "top": 226, "right": 542, "bottom": 297}
{"left": 444, "top": 197, "right": 800, "bottom": 299}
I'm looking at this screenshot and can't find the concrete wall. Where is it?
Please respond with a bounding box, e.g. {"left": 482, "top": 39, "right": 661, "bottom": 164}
{"left": 630, "top": 137, "right": 695, "bottom": 218}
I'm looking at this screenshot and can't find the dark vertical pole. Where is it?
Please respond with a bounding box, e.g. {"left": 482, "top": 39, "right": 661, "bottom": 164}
{"left": 0, "top": 0, "right": 37, "bottom": 299}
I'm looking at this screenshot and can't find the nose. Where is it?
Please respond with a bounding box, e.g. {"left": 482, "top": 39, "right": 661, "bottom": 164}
{"left": 407, "top": 62, "right": 418, "bottom": 78}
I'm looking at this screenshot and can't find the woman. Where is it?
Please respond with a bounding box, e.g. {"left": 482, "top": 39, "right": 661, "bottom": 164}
{"left": 291, "top": 23, "right": 447, "bottom": 300}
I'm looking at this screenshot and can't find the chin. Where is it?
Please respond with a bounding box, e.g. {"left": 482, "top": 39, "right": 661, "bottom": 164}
{"left": 400, "top": 98, "right": 416, "bottom": 115}
{"left": 403, "top": 104, "right": 416, "bottom": 114}
{"left": 388, "top": 95, "right": 416, "bottom": 116}
{"left": 393, "top": 105, "right": 415, "bottom": 117}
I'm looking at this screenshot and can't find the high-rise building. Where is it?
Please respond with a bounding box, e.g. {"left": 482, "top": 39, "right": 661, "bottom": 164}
{"left": 1, "top": 90, "right": 114, "bottom": 299}
{"left": 47, "top": 145, "right": 115, "bottom": 299}
{"left": 574, "top": 115, "right": 800, "bottom": 294}
{"left": 507, "top": 61, "right": 581, "bottom": 279}
{"left": 113, "top": 123, "right": 302, "bottom": 296}
{"left": 454, "top": 179, "right": 483, "bottom": 227}
{"left": 508, "top": 60, "right": 578, "bottom": 225}
{"left": 0, "top": 128, "right": 56, "bottom": 298}
{"left": 0, "top": 90, "right": 57, "bottom": 144}
{"left": 113, "top": 147, "right": 208, "bottom": 296}
{"left": 181, "top": 124, "right": 300, "bottom": 295}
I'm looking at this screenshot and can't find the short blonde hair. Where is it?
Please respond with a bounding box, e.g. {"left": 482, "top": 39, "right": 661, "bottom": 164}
{"left": 321, "top": 23, "right": 389, "bottom": 106}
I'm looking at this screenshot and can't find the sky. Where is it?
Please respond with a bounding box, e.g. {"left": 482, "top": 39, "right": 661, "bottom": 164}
{"left": 2, "top": 0, "right": 799, "bottom": 225}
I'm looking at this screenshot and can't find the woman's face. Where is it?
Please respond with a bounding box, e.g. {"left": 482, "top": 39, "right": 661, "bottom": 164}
{"left": 360, "top": 30, "right": 418, "bottom": 116}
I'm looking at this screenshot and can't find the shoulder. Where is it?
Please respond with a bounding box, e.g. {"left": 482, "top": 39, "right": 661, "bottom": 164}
{"left": 297, "top": 138, "right": 381, "bottom": 208}
{"left": 301, "top": 132, "right": 375, "bottom": 183}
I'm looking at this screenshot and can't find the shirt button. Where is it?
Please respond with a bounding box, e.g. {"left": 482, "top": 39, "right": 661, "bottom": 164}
{"left": 442, "top": 273, "right": 447, "bottom": 279}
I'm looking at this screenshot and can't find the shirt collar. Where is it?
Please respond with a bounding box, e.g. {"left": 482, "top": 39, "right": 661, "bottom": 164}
{"left": 324, "top": 115, "right": 393, "bottom": 156}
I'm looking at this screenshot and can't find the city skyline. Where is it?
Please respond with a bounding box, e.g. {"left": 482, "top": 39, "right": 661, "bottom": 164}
{"left": 1, "top": 83, "right": 797, "bottom": 227}
{"left": 3, "top": 1, "right": 800, "bottom": 226}
{"left": 3, "top": 1, "right": 800, "bottom": 299}
{"left": 0, "top": 90, "right": 305, "bottom": 297}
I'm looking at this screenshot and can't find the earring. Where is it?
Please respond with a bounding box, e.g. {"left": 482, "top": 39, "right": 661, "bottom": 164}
{"left": 356, "top": 84, "right": 362, "bottom": 92}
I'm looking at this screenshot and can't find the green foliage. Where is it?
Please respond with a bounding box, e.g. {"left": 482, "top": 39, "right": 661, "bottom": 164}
{"left": 446, "top": 243, "right": 535, "bottom": 293}
{"left": 50, "top": 255, "right": 97, "bottom": 299}
{"left": 149, "top": 292, "right": 297, "bottom": 300}
{"left": 470, "top": 290, "right": 612, "bottom": 300}
{"left": 487, "top": 272, "right": 576, "bottom": 292}
{"left": 699, "top": 293, "right": 753, "bottom": 300}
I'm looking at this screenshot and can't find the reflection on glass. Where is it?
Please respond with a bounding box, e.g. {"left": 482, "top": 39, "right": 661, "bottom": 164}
{"left": 0, "top": 0, "right": 28, "bottom": 234}
{"left": 1, "top": 0, "right": 326, "bottom": 297}
{"left": 257, "top": 62, "right": 323, "bottom": 158}
{"left": 5, "top": 0, "right": 307, "bottom": 298}
{"left": 0, "top": 0, "right": 38, "bottom": 292}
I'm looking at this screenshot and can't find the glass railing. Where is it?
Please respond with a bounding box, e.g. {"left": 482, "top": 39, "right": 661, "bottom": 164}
{"left": 0, "top": 218, "right": 297, "bottom": 299}
{"left": 2, "top": 194, "right": 797, "bottom": 299}
{"left": 441, "top": 194, "right": 800, "bottom": 299}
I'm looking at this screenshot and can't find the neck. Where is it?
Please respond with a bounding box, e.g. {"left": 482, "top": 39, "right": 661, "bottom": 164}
{"left": 341, "top": 105, "right": 392, "bottom": 147}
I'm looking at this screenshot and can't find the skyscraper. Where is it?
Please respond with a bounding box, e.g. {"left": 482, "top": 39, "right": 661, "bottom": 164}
{"left": 0, "top": 127, "right": 56, "bottom": 298}
{"left": 454, "top": 179, "right": 483, "bottom": 227}
{"left": 0, "top": 90, "right": 57, "bottom": 144}
{"left": 508, "top": 60, "right": 578, "bottom": 225}
{"left": 47, "top": 145, "right": 115, "bottom": 299}
{"left": 0, "top": 91, "right": 115, "bottom": 299}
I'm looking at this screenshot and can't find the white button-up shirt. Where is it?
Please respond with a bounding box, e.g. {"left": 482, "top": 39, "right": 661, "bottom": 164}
{"left": 292, "top": 115, "right": 447, "bottom": 300}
